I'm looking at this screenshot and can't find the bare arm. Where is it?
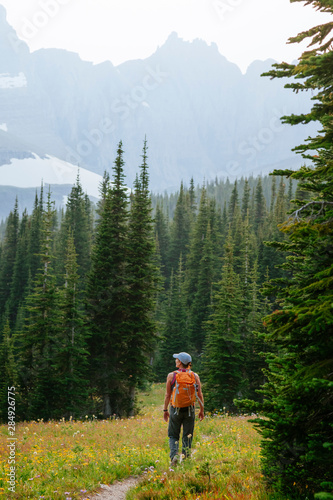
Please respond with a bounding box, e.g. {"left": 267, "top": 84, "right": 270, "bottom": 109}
{"left": 195, "top": 373, "right": 204, "bottom": 421}
{"left": 163, "top": 372, "right": 174, "bottom": 422}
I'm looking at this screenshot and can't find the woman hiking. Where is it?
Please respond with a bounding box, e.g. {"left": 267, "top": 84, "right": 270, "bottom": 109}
{"left": 163, "top": 352, "right": 204, "bottom": 465}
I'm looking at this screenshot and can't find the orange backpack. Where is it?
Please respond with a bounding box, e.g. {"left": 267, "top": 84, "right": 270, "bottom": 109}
{"left": 171, "top": 370, "right": 196, "bottom": 408}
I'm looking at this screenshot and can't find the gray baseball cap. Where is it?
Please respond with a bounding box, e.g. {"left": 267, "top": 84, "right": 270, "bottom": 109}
{"left": 173, "top": 352, "right": 192, "bottom": 365}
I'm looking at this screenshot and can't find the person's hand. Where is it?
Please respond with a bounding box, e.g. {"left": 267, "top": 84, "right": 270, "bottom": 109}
{"left": 163, "top": 411, "right": 169, "bottom": 422}
{"left": 198, "top": 409, "right": 204, "bottom": 421}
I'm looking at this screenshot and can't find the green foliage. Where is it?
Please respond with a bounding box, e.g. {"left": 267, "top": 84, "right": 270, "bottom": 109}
{"left": 168, "top": 181, "right": 192, "bottom": 273}
{"left": 125, "top": 140, "right": 159, "bottom": 406}
{"left": 249, "top": 3, "right": 333, "bottom": 497}
{"left": 54, "top": 231, "right": 90, "bottom": 418}
{"left": 202, "top": 233, "right": 245, "bottom": 411}
{"left": 154, "top": 256, "right": 189, "bottom": 380}
{"left": 19, "top": 192, "right": 61, "bottom": 419}
{"left": 54, "top": 174, "right": 93, "bottom": 288}
{"left": 0, "top": 319, "right": 19, "bottom": 421}
{"left": 0, "top": 199, "right": 19, "bottom": 329}
{"left": 86, "top": 141, "right": 130, "bottom": 417}
{"left": 0, "top": 146, "right": 294, "bottom": 424}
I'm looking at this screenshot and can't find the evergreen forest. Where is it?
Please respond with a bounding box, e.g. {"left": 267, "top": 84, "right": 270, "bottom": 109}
{"left": 0, "top": 1, "right": 332, "bottom": 498}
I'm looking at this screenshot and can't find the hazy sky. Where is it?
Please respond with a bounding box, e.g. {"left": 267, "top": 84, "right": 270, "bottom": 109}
{"left": 1, "top": 0, "right": 330, "bottom": 72}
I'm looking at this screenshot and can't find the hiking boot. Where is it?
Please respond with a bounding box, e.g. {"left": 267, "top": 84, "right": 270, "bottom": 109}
{"left": 170, "top": 455, "right": 179, "bottom": 466}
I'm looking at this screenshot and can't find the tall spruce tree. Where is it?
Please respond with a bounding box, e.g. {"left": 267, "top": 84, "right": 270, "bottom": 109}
{"left": 203, "top": 232, "right": 245, "bottom": 411}
{"left": 254, "top": 177, "right": 266, "bottom": 230}
{"left": 154, "top": 202, "right": 170, "bottom": 278}
{"left": 7, "top": 210, "right": 30, "bottom": 326}
{"left": 245, "top": 3, "right": 333, "bottom": 497}
{"left": 241, "top": 178, "right": 251, "bottom": 219}
{"left": 28, "top": 189, "right": 43, "bottom": 281}
{"left": 54, "top": 231, "right": 89, "bottom": 418}
{"left": 189, "top": 222, "right": 216, "bottom": 354}
{"left": 228, "top": 180, "right": 239, "bottom": 224}
{"left": 125, "top": 140, "right": 158, "bottom": 412}
{"left": 154, "top": 256, "right": 189, "bottom": 381}
{"left": 185, "top": 186, "right": 210, "bottom": 306}
{"left": 168, "top": 181, "right": 191, "bottom": 274}
{"left": 0, "top": 319, "right": 19, "bottom": 421}
{"left": 55, "top": 174, "right": 92, "bottom": 288}
{"left": 19, "top": 192, "right": 60, "bottom": 420}
{"left": 86, "top": 142, "right": 129, "bottom": 417}
{"left": 0, "top": 199, "right": 19, "bottom": 329}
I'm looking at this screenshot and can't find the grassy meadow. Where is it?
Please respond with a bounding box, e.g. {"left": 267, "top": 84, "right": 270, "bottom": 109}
{"left": 0, "top": 384, "right": 279, "bottom": 500}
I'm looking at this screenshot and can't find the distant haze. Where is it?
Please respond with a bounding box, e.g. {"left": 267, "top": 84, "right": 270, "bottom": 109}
{"left": 0, "top": 0, "right": 331, "bottom": 73}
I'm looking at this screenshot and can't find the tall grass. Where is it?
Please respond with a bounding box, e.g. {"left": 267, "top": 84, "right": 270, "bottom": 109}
{"left": 0, "top": 384, "right": 281, "bottom": 499}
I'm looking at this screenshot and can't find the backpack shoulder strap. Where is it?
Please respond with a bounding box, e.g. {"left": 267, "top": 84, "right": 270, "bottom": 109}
{"left": 171, "top": 371, "right": 177, "bottom": 390}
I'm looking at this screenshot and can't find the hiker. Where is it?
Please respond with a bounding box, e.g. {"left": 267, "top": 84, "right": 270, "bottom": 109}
{"left": 163, "top": 352, "right": 204, "bottom": 465}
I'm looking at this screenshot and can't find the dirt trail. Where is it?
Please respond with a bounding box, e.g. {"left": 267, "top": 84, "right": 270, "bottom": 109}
{"left": 86, "top": 435, "right": 209, "bottom": 499}
{"left": 86, "top": 476, "right": 140, "bottom": 500}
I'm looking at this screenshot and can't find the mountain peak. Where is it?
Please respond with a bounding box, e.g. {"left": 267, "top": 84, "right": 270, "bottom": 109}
{"left": 0, "top": 5, "right": 7, "bottom": 23}
{"left": 0, "top": 4, "right": 30, "bottom": 63}
{"left": 164, "top": 31, "right": 219, "bottom": 52}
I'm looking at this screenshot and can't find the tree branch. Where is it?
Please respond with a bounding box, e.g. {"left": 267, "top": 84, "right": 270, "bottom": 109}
{"left": 289, "top": 201, "right": 333, "bottom": 222}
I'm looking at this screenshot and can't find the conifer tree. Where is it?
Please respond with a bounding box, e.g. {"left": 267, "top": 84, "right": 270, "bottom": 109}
{"left": 125, "top": 140, "right": 158, "bottom": 412}
{"left": 7, "top": 210, "right": 30, "bottom": 325}
{"left": 97, "top": 170, "right": 111, "bottom": 215}
{"left": 241, "top": 178, "right": 251, "bottom": 219}
{"left": 189, "top": 222, "right": 215, "bottom": 354}
{"left": 185, "top": 186, "right": 210, "bottom": 306}
{"left": 228, "top": 180, "right": 239, "bottom": 224}
{"left": 254, "top": 177, "right": 266, "bottom": 229}
{"left": 0, "top": 319, "right": 19, "bottom": 421}
{"left": 220, "top": 201, "right": 228, "bottom": 245}
{"left": 246, "top": 3, "right": 333, "bottom": 496}
{"left": 86, "top": 142, "right": 129, "bottom": 417}
{"left": 154, "top": 202, "right": 170, "bottom": 278}
{"left": 188, "top": 177, "right": 197, "bottom": 220}
{"left": 154, "top": 256, "right": 189, "bottom": 380}
{"left": 168, "top": 181, "right": 191, "bottom": 274}
{"left": 203, "top": 232, "right": 244, "bottom": 411}
{"left": 19, "top": 192, "right": 60, "bottom": 419}
{"left": 55, "top": 174, "right": 92, "bottom": 287}
{"left": 54, "top": 231, "right": 89, "bottom": 417}
{"left": 269, "top": 176, "right": 277, "bottom": 214}
{"left": 28, "top": 189, "right": 43, "bottom": 281}
{"left": 0, "top": 199, "right": 19, "bottom": 327}
{"left": 274, "top": 177, "right": 287, "bottom": 225}
{"left": 242, "top": 260, "right": 267, "bottom": 401}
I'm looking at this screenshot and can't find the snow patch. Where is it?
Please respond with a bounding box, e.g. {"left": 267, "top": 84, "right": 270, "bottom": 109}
{"left": 0, "top": 72, "right": 27, "bottom": 89}
{"left": 0, "top": 123, "right": 8, "bottom": 132}
{"left": 0, "top": 153, "right": 103, "bottom": 198}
